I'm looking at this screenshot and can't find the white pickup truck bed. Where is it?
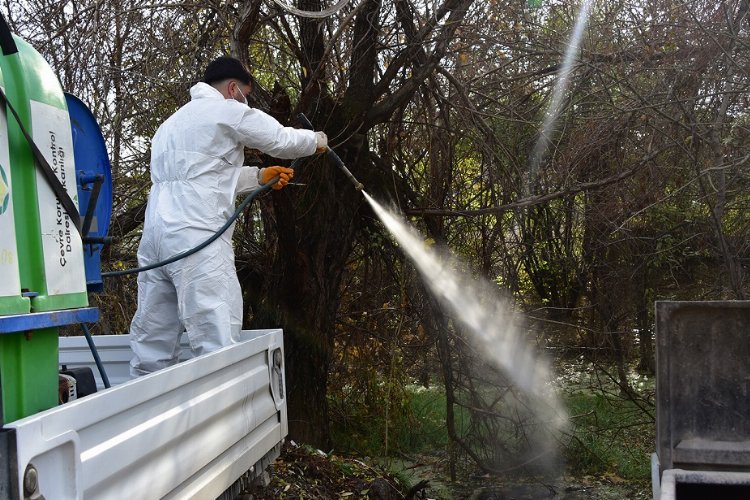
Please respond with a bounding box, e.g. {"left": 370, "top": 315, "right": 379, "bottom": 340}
{"left": 3, "top": 329, "right": 287, "bottom": 500}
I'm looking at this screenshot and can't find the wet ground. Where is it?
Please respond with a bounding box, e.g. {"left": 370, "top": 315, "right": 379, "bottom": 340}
{"left": 240, "top": 442, "right": 651, "bottom": 499}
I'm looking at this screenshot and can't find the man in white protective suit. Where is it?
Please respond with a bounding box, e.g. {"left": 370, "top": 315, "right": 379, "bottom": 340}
{"left": 129, "top": 56, "right": 327, "bottom": 376}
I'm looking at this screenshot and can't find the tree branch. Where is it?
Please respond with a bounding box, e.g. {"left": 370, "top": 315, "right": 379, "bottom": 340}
{"left": 404, "top": 150, "right": 662, "bottom": 218}
{"left": 366, "top": 0, "right": 474, "bottom": 126}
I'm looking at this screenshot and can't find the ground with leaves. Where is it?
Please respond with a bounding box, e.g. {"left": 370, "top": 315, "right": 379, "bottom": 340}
{"left": 242, "top": 442, "right": 409, "bottom": 499}
{"left": 239, "top": 442, "right": 650, "bottom": 499}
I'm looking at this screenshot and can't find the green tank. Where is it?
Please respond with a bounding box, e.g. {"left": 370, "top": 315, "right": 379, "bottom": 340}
{"left": 0, "top": 65, "right": 28, "bottom": 316}
{"left": 0, "top": 31, "right": 88, "bottom": 421}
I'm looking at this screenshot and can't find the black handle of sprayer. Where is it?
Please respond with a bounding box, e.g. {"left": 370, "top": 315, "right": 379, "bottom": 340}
{"left": 297, "top": 113, "right": 315, "bottom": 130}
{"left": 296, "top": 113, "right": 364, "bottom": 190}
{"left": 0, "top": 12, "right": 18, "bottom": 55}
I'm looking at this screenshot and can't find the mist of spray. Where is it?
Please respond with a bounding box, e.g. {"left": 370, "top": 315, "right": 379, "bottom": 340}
{"left": 528, "top": 0, "right": 594, "bottom": 193}
{"left": 349, "top": 0, "right": 597, "bottom": 465}
{"left": 363, "top": 192, "right": 568, "bottom": 439}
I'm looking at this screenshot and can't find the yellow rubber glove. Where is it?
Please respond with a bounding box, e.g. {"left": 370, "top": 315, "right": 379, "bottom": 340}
{"left": 259, "top": 166, "right": 294, "bottom": 190}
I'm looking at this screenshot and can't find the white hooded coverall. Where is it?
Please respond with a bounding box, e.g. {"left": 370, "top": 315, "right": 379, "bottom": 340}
{"left": 129, "top": 82, "right": 317, "bottom": 376}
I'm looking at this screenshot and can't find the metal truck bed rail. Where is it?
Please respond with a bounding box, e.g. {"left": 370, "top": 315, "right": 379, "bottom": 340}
{"left": 3, "top": 329, "right": 287, "bottom": 499}
{"left": 653, "top": 301, "right": 750, "bottom": 499}
{"left": 58, "top": 331, "right": 200, "bottom": 389}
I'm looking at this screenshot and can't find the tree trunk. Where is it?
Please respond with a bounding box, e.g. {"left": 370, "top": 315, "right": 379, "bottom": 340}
{"left": 237, "top": 0, "right": 473, "bottom": 448}
{"left": 249, "top": 137, "right": 367, "bottom": 448}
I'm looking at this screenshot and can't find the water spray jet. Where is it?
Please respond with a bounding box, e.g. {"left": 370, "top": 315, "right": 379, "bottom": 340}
{"left": 362, "top": 192, "right": 568, "bottom": 438}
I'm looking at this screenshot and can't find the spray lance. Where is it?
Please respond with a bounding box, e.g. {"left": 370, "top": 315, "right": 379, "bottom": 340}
{"left": 102, "top": 113, "right": 362, "bottom": 278}
{"left": 296, "top": 114, "right": 364, "bottom": 191}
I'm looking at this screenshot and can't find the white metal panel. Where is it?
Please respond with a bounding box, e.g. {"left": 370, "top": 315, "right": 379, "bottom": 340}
{"left": 651, "top": 453, "right": 660, "bottom": 500}
{"left": 59, "top": 334, "right": 140, "bottom": 388}
{"left": 8, "top": 329, "right": 287, "bottom": 500}
{"left": 58, "top": 329, "right": 282, "bottom": 389}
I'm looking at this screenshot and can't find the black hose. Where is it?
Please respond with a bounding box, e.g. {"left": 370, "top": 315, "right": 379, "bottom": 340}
{"left": 102, "top": 115, "right": 322, "bottom": 279}
{"left": 101, "top": 158, "right": 307, "bottom": 279}
{"left": 102, "top": 177, "right": 274, "bottom": 278}
{"left": 81, "top": 323, "right": 111, "bottom": 389}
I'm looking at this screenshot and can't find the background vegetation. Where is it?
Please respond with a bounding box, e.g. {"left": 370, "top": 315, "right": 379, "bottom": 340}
{"left": 7, "top": 0, "right": 749, "bottom": 491}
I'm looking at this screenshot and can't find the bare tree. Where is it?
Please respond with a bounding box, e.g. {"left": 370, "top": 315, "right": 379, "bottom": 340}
{"left": 9, "top": 0, "right": 750, "bottom": 461}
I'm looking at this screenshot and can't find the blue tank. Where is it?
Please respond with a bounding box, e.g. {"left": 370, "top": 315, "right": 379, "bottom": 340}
{"left": 66, "top": 93, "right": 112, "bottom": 293}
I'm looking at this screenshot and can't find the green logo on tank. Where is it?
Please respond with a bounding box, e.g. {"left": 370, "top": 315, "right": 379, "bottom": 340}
{"left": 0, "top": 165, "right": 9, "bottom": 215}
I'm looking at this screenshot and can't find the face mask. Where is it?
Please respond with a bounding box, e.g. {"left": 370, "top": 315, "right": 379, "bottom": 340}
{"left": 233, "top": 82, "right": 248, "bottom": 106}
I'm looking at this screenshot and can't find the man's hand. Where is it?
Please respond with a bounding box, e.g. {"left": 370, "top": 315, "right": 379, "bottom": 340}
{"left": 315, "top": 131, "right": 328, "bottom": 153}
{"left": 259, "top": 166, "right": 294, "bottom": 190}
